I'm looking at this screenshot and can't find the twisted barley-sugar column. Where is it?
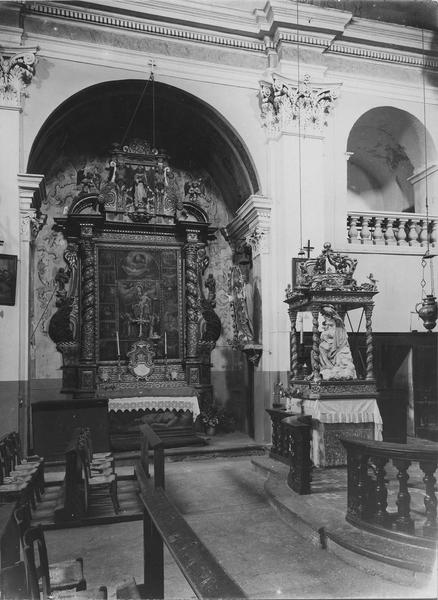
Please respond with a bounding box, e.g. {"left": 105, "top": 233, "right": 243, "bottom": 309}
{"left": 311, "top": 306, "right": 321, "bottom": 381}
{"left": 288, "top": 308, "right": 298, "bottom": 378}
{"left": 80, "top": 234, "right": 95, "bottom": 363}
{"left": 364, "top": 304, "right": 374, "bottom": 380}
{"left": 185, "top": 241, "right": 200, "bottom": 358}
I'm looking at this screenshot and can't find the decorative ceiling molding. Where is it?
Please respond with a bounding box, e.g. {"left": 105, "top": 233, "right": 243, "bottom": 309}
{"left": 25, "top": 3, "right": 265, "bottom": 52}
{"left": 22, "top": 1, "right": 438, "bottom": 72}
{"left": 328, "top": 42, "right": 438, "bottom": 71}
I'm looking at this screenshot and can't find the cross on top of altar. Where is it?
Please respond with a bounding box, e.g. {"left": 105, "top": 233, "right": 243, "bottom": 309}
{"left": 298, "top": 240, "right": 314, "bottom": 259}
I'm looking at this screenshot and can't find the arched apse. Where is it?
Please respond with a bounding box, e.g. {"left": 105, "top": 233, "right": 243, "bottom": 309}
{"left": 27, "top": 79, "right": 260, "bottom": 384}
{"left": 347, "top": 106, "right": 438, "bottom": 215}
{"left": 27, "top": 79, "right": 260, "bottom": 213}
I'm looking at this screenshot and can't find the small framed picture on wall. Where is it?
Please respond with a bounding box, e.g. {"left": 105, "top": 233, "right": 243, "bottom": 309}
{"left": 0, "top": 254, "right": 18, "bottom": 306}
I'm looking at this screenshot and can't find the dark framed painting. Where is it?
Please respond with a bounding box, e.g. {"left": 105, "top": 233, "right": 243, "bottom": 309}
{"left": 0, "top": 254, "right": 18, "bottom": 306}
{"left": 292, "top": 257, "right": 307, "bottom": 289}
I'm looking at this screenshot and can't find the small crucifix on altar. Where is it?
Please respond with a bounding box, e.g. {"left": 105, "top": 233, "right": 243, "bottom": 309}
{"left": 298, "top": 240, "right": 314, "bottom": 259}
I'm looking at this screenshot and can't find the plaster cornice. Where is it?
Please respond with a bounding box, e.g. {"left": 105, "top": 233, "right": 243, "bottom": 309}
{"left": 23, "top": 1, "right": 438, "bottom": 72}
{"left": 25, "top": 32, "right": 262, "bottom": 90}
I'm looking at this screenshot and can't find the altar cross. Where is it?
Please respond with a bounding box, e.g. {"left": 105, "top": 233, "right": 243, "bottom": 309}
{"left": 300, "top": 240, "right": 314, "bottom": 259}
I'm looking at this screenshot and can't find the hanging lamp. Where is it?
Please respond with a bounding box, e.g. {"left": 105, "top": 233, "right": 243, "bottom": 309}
{"left": 415, "top": 29, "right": 437, "bottom": 331}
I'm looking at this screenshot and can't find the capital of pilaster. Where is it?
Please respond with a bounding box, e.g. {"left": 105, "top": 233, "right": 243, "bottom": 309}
{"left": 18, "top": 173, "right": 47, "bottom": 242}
{"left": 225, "top": 195, "right": 272, "bottom": 258}
{"left": 0, "top": 47, "right": 38, "bottom": 109}
{"left": 259, "top": 73, "right": 340, "bottom": 138}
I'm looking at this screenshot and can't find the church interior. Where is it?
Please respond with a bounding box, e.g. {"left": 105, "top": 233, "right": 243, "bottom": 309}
{"left": 0, "top": 0, "right": 437, "bottom": 598}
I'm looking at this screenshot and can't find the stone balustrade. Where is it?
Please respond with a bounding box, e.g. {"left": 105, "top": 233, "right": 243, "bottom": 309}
{"left": 347, "top": 211, "right": 438, "bottom": 247}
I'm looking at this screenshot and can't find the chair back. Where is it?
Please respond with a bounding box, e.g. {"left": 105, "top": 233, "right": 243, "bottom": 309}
{"left": 0, "top": 561, "right": 29, "bottom": 599}
{"left": 23, "top": 525, "right": 51, "bottom": 600}
{"left": 14, "top": 503, "right": 32, "bottom": 546}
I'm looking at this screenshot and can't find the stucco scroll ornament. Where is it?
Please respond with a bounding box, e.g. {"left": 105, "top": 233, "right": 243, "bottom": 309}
{"left": 259, "top": 74, "right": 339, "bottom": 135}
{"left": 0, "top": 48, "right": 38, "bottom": 107}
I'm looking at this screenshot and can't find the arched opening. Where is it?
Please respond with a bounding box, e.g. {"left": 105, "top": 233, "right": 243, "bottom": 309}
{"left": 347, "top": 106, "right": 437, "bottom": 215}
{"left": 27, "top": 79, "right": 260, "bottom": 212}
{"left": 28, "top": 79, "right": 260, "bottom": 440}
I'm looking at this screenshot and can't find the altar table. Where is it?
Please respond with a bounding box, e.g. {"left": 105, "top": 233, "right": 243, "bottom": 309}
{"left": 302, "top": 398, "right": 383, "bottom": 467}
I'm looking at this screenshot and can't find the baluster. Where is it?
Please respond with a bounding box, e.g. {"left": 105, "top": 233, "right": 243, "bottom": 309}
{"left": 419, "top": 219, "right": 429, "bottom": 247}
{"left": 361, "top": 217, "right": 372, "bottom": 245}
{"left": 373, "top": 218, "right": 384, "bottom": 245}
{"left": 407, "top": 219, "right": 419, "bottom": 246}
{"left": 271, "top": 416, "right": 280, "bottom": 456}
{"left": 346, "top": 452, "right": 370, "bottom": 520}
{"left": 396, "top": 217, "right": 408, "bottom": 245}
{"left": 393, "top": 459, "right": 414, "bottom": 533}
{"left": 419, "top": 460, "right": 437, "bottom": 538}
{"left": 430, "top": 219, "right": 438, "bottom": 248}
{"left": 348, "top": 216, "right": 360, "bottom": 244}
{"left": 373, "top": 456, "right": 389, "bottom": 525}
{"left": 383, "top": 218, "right": 396, "bottom": 245}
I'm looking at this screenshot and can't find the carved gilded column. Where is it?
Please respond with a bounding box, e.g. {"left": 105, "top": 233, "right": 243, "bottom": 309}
{"left": 311, "top": 306, "right": 321, "bottom": 381}
{"left": 288, "top": 308, "right": 298, "bottom": 379}
{"left": 79, "top": 224, "right": 95, "bottom": 363}
{"left": 364, "top": 304, "right": 374, "bottom": 380}
{"left": 184, "top": 229, "right": 200, "bottom": 360}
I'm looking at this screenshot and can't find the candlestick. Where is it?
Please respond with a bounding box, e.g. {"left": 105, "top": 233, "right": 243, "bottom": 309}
{"left": 300, "top": 316, "right": 304, "bottom": 345}
{"left": 164, "top": 332, "right": 167, "bottom": 356}
{"left": 116, "top": 330, "right": 120, "bottom": 356}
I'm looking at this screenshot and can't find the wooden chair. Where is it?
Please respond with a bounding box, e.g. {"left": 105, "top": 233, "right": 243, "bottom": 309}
{"left": 0, "top": 561, "right": 28, "bottom": 600}
{"left": 22, "top": 525, "right": 108, "bottom": 600}
{"left": 0, "top": 444, "right": 36, "bottom": 510}
{"left": 14, "top": 504, "right": 86, "bottom": 594}
{"left": 78, "top": 436, "right": 120, "bottom": 515}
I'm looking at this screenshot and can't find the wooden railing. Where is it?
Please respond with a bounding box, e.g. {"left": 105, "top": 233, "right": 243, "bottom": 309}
{"left": 282, "top": 415, "right": 313, "bottom": 495}
{"left": 347, "top": 210, "right": 438, "bottom": 247}
{"left": 135, "top": 423, "right": 246, "bottom": 599}
{"left": 340, "top": 437, "right": 438, "bottom": 543}
{"left": 266, "top": 409, "right": 313, "bottom": 495}
{"left": 265, "top": 408, "right": 298, "bottom": 464}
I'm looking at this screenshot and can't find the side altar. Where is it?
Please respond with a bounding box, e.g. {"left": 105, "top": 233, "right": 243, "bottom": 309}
{"left": 49, "top": 139, "right": 221, "bottom": 450}
{"left": 283, "top": 243, "right": 382, "bottom": 467}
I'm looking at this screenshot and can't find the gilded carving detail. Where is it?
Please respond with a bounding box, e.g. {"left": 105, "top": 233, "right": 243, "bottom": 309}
{"left": 0, "top": 48, "right": 38, "bottom": 107}
{"left": 80, "top": 237, "right": 95, "bottom": 362}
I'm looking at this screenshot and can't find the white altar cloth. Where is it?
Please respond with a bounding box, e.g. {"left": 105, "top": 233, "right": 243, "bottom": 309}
{"left": 302, "top": 398, "right": 383, "bottom": 467}
{"left": 108, "top": 396, "right": 200, "bottom": 419}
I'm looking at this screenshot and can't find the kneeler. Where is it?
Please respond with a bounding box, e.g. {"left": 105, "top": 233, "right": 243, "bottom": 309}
{"left": 14, "top": 505, "right": 86, "bottom": 593}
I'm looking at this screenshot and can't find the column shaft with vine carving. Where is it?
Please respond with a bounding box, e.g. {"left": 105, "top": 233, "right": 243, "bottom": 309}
{"left": 288, "top": 309, "right": 298, "bottom": 379}
{"left": 311, "top": 307, "right": 321, "bottom": 381}
{"left": 80, "top": 235, "right": 95, "bottom": 363}
{"left": 185, "top": 242, "right": 199, "bottom": 358}
{"left": 364, "top": 304, "right": 374, "bottom": 380}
